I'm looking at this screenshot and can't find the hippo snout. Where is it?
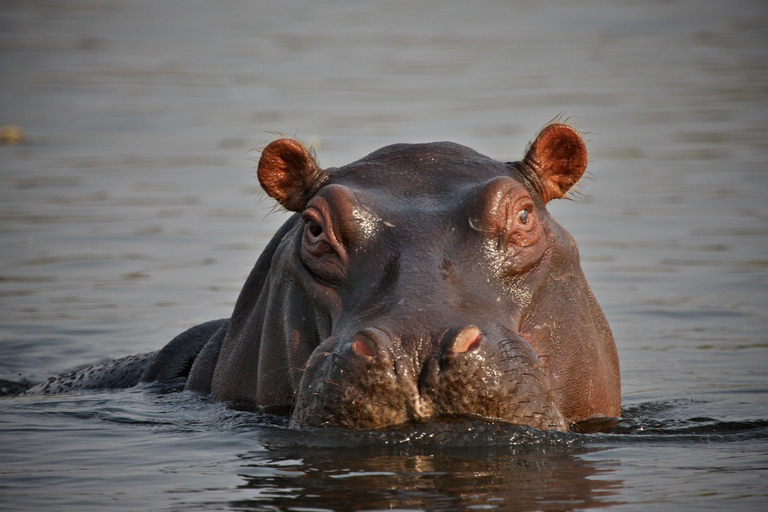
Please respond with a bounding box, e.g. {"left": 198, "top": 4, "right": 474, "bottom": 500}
{"left": 421, "top": 328, "right": 568, "bottom": 431}
{"left": 291, "top": 325, "right": 568, "bottom": 431}
{"left": 291, "top": 327, "right": 418, "bottom": 429}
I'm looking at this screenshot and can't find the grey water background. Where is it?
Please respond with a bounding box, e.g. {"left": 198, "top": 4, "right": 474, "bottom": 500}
{"left": 1, "top": 0, "right": 766, "bottom": 510}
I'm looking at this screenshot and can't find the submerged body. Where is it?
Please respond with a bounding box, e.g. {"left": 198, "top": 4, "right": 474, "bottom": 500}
{"left": 27, "top": 123, "right": 620, "bottom": 431}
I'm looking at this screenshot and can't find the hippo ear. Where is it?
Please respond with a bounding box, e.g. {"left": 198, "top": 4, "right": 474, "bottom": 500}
{"left": 523, "top": 123, "right": 588, "bottom": 203}
{"left": 257, "top": 138, "right": 325, "bottom": 212}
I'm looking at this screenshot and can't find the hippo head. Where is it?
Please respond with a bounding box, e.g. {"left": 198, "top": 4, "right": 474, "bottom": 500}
{"left": 211, "top": 124, "right": 620, "bottom": 431}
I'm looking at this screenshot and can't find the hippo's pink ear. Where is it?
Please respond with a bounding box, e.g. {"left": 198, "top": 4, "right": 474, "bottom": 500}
{"left": 523, "top": 123, "right": 588, "bottom": 203}
{"left": 258, "top": 138, "right": 325, "bottom": 212}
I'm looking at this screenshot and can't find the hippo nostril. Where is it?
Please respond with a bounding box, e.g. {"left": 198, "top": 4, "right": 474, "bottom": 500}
{"left": 352, "top": 328, "right": 387, "bottom": 358}
{"left": 445, "top": 325, "right": 482, "bottom": 355}
{"left": 352, "top": 337, "right": 376, "bottom": 358}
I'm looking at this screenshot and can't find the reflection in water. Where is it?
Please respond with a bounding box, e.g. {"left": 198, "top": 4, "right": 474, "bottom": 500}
{"left": 229, "top": 424, "right": 623, "bottom": 511}
{"left": 233, "top": 450, "right": 622, "bottom": 511}
{"left": 2, "top": 385, "right": 766, "bottom": 511}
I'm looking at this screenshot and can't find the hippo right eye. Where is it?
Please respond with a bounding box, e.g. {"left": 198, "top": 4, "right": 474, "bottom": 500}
{"left": 307, "top": 219, "right": 323, "bottom": 238}
{"left": 300, "top": 204, "right": 349, "bottom": 283}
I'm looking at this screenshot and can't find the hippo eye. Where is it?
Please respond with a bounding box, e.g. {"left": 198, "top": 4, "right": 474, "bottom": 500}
{"left": 300, "top": 204, "right": 349, "bottom": 283}
{"left": 501, "top": 198, "right": 539, "bottom": 251}
{"left": 307, "top": 219, "right": 323, "bottom": 238}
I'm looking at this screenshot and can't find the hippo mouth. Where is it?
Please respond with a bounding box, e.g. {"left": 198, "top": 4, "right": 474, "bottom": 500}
{"left": 291, "top": 325, "right": 568, "bottom": 431}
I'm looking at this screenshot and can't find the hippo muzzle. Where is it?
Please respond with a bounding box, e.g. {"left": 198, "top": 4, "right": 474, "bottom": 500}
{"left": 294, "top": 324, "right": 567, "bottom": 431}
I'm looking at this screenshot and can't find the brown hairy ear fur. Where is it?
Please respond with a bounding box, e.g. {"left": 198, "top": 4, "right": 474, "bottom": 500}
{"left": 257, "top": 138, "right": 324, "bottom": 212}
{"left": 523, "top": 124, "right": 588, "bottom": 203}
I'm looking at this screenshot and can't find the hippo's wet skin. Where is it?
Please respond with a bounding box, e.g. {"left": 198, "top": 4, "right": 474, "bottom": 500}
{"left": 27, "top": 123, "right": 620, "bottom": 432}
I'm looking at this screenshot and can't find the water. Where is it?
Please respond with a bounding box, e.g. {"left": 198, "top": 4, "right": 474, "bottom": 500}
{"left": 1, "top": 0, "right": 767, "bottom": 510}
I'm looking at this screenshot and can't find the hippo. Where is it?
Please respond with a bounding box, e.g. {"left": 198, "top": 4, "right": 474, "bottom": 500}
{"left": 26, "top": 123, "right": 620, "bottom": 432}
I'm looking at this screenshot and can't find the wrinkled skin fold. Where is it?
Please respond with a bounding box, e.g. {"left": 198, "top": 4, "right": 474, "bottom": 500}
{"left": 26, "top": 123, "right": 620, "bottom": 432}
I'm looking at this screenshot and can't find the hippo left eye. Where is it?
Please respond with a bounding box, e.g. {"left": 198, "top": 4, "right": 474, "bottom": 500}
{"left": 502, "top": 198, "right": 540, "bottom": 250}
{"left": 513, "top": 202, "right": 536, "bottom": 233}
